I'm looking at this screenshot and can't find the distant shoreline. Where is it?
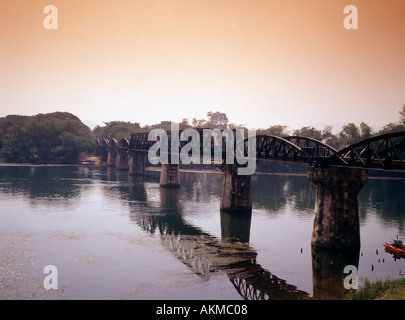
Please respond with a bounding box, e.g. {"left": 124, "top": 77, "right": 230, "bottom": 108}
{"left": 0, "top": 163, "right": 81, "bottom": 167}
{"left": 1, "top": 162, "right": 404, "bottom": 179}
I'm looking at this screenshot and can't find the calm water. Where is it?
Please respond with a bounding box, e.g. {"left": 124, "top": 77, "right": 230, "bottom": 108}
{"left": 0, "top": 165, "right": 404, "bottom": 300}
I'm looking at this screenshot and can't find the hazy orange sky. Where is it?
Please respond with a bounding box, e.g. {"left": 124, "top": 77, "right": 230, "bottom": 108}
{"left": 0, "top": 0, "right": 404, "bottom": 131}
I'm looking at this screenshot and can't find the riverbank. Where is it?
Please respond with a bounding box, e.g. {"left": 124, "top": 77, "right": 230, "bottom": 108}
{"left": 0, "top": 153, "right": 101, "bottom": 167}
{"left": 346, "top": 278, "right": 405, "bottom": 300}
{"left": 2, "top": 159, "right": 405, "bottom": 180}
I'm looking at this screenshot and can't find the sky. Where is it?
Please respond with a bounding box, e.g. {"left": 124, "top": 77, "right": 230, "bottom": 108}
{"left": 0, "top": 0, "right": 404, "bottom": 132}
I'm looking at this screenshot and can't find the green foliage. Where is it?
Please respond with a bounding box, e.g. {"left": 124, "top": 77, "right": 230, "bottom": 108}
{"left": 207, "top": 111, "right": 229, "bottom": 130}
{"left": 346, "top": 278, "right": 405, "bottom": 300}
{"left": 257, "top": 125, "right": 290, "bottom": 136}
{"left": 179, "top": 118, "right": 191, "bottom": 130}
{"left": 339, "top": 122, "right": 361, "bottom": 146}
{"left": 93, "top": 121, "right": 141, "bottom": 140}
{"left": 293, "top": 126, "right": 322, "bottom": 141}
{"left": 399, "top": 104, "right": 405, "bottom": 124}
{"left": 0, "top": 112, "right": 95, "bottom": 164}
{"left": 375, "top": 105, "right": 405, "bottom": 135}
{"left": 147, "top": 121, "right": 172, "bottom": 131}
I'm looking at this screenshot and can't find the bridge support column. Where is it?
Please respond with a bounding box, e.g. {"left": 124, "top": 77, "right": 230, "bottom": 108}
{"left": 115, "top": 149, "right": 129, "bottom": 171}
{"left": 219, "top": 164, "right": 252, "bottom": 212}
{"left": 160, "top": 164, "right": 180, "bottom": 188}
{"left": 107, "top": 148, "right": 117, "bottom": 167}
{"left": 99, "top": 148, "right": 108, "bottom": 164}
{"left": 129, "top": 151, "right": 145, "bottom": 176}
{"left": 308, "top": 166, "right": 368, "bottom": 250}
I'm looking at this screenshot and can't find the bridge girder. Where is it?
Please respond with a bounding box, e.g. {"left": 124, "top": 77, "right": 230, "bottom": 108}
{"left": 96, "top": 131, "right": 405, "bottom": 171}
{"left": 327, "top": 131, "right": 405, "bottom": 170}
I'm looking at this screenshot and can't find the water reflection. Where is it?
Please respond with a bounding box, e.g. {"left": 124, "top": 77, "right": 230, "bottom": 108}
{"left": 0, "top": 166, "right": 93, "bottom": 211}
{"left": 1, "top": 165, "right": 404, "bottom": 299}
{"left": 360, "top": 178, "right": 405, "bottom": 232}
{"left": 94, "top": 168, "right": 405, "bottom": 300}
{"left": 252, "top": 174, "right": 315, "bottom": 216}
{"left": 102, "top": 172, "right": 310, "bottom": 300}
{"left": 311, "top": 247, "right": 360, "bottom": 300}
{"left": 0, "top": 166, "right": 89, "bottom": 199}
{"left": 220, "top": 211, "right": 252, "bottom": 243}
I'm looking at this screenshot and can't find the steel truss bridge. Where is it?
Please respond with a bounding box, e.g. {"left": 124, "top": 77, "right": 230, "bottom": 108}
{"left": 96, "top": 130, "right": 405, "bottom": 171}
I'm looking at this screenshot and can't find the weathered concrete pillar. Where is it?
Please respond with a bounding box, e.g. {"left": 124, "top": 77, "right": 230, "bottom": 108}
{"left": 160, "top": 164, "right": 180, "bottom": 188}
{"left": 115, "top": 148, "right": 129, "bottom": 171}
{"left": 308, "top": 166, "right": 368, "bottom": 250}
{"left": 100, "top": 147, "right": 108, "bottom": 163}
{"left": 219, "top": 164, "right": 252, "bottom": 212}
{"left": 128, "top": 151, "right": 145, "bottom": 175}
{"left": 107, "top": 148, "right": 117, "bottom": 167}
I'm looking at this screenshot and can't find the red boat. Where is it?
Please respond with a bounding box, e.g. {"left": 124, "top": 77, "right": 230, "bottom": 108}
{"left": 384, "top": 239, "right": 405, "bottom": 258}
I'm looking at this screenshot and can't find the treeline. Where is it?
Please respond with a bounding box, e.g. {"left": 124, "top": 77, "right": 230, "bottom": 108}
{"left": 0, "top": 112, "right": 95, "bottom": 164}
{"left": 1, "top": 106, "right": 404, "bottom": 164}
{"left": 92, "top": 111, "right": 230, "bottom": 140}
{"left": 94, "top": 107, "right": 405, "bottom": 151}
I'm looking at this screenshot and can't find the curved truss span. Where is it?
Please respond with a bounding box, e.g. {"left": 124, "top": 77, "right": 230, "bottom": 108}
{"left": 328, "top": 131, "right": 405, "bottom": 170}
{"left": 254, "top": 135, "right": 302, "bottom": 162}
{"left": 117, "top": 138, "right": 130, "bottom": 148}
{"left": 284, "top": 136, "right": 337, "bottom": 156}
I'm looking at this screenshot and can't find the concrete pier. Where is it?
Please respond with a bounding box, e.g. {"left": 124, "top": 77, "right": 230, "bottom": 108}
{"left": 107, "top": 148, "right": 117, "bottom": 167}
{"left": 159, "top": 164, "right": 180, "bottom": 188}
{"left": 308, "top": 166, "right": 368, "bottom": 250}
{"left": 115, "top": 149, "right": 129, "bottom": 170}
{"left": 128, "top": 151, "right": 145, "bottom": 176}
{"left": 99, "top": 148, "right": 108, "bottom": 164}
{"left": 219, "top": 164, "right": 252, "bottom": 212}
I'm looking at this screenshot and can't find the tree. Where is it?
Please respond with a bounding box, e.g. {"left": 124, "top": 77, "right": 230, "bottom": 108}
{"left": 179, "top": 118, "right": 191, "bottom": 130}
{"left": 0, "top": 115, "right": 32, "bottom": 162}
{"left": 191, "top": 118, "right": 208, "bottom": 128}
{"left": 0, "top": 112, "right": 95, "bottom": 164}
{"left": 318, "top": 126, "right": 342, "bottom": 149}
{"left": 339, "top": 123, "right": 360, "bottom": 146}
{"left": 321, "top": 126, "right": 334, "bottom": 141}
{"left": 360, "top": 122, "right": 372, "bottom": 140}
{"left": 378, "top": 122, "right": 405, "bottom": 135}
{"left": 399, "top": 104, "right": 405, "bottom": 124}
{"left": 94, "top": 121, "right": 141, "bottom": 140}
{"left": 207, "top": 111, "right": 229, "bottom": 130}
{"left": 228, "top": 123, "right": 247, "bottom": 130}
{"left": 293, "top": 126, "right": 322, "bottom": 140}
{"left": 376, "top": 105, "right": 405, "bottom": 135}
{"left": 257, "top": 125, "right": 289, "bottom": 137}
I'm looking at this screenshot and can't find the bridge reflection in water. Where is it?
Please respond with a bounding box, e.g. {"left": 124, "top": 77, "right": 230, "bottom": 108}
{"left": 104, "top": 168, "right": 360, "bottom": 300}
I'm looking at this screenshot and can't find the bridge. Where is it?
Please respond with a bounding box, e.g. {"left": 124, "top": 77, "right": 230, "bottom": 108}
{"left": 95, "top": 130, "right": 405, "bottom": 250}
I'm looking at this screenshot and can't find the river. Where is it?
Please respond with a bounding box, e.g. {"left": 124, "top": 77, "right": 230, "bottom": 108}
{"left": 0, "top": 165, "right": 404, "bottom": 300}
